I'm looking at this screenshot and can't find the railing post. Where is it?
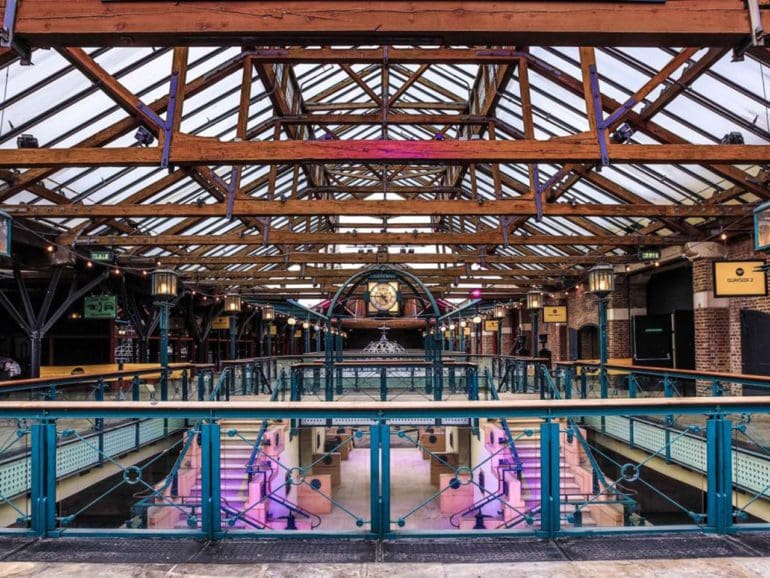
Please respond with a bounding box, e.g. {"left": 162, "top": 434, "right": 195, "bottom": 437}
{"left": 379, "top": 367, "right": 387, "bottom": 401}
{"left": 131, "top": 374, "right": 141, "bottom": 448}
{"left": 380, "top": 421, "right": 391, "bottom": 537}
{"left": 664, "top": 374, "right": 673, "bottom": 398}
{"left": 369, "top": 423, "right": 381, "bottom": 535}
{"left": 197, "top": 370, "right": 205, "bottom": 401}
{"left": 242, "top": 363, "right": 249, "bottom": 395}
{"left": 313, "top": 367, "right": 321, "bottom": 395}
{"left": 539, "top": 420, "right": 561, "bottom": 537}
{"left": 706, "top": 415, "right": 733, "bottom": 534}
{"left": 335, "top": 365, "right": 343, "bottom": 396}
{"left": 580, "top": 368, "right": 588, "bottom": 399}
{"left": 200, "top": 421, "right": 221, "bottom": 539}
{"left": 712, "top": 379, "right": 722, "bottom": 397}
{"left": 181, "top": 369, "right": 189, "bottom": 401}
{"left": 628, "top": 375, "right": 637, "bottom": 399}
{"left": 523, "top": 361, "right": 530, "bottom": 392}
{"left": 290, "top": 369, "right": 300, "bottom": 402}
{"left": 564, "top": 367, "right": 572, "bottom": 400}
{"left": 160, "top": 368, "right": 169, "bottom": 402}
{"left": 468, "top": 367, "right": 479, "bottom": 401}
{"left": 95, "top": 377, "right": 105, "bottom": 463}
{"left": 539, "top": 363, "right": 546, "bottom": 400}
{"left": 31, "top": 420, "right": 57, "bottom": 537}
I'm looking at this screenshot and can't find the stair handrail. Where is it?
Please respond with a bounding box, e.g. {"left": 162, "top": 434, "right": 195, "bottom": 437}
{"left": 539, "top": 366, "right": 629, "bottom": 501}
{"left": 448, "top": 460, "right": 517, "bottom": 528}
{"left": 208, "top": 367, "right": 232, "bottom": 400}
{"left": 132, "top": 421, "right": 202, "bottom": 514}
{"left": 486, "top": 367, "right": 523, "bottom": 477}
{"left": 268, "top": 494, "right": 323, "bottom": 529}
{"left": 245, "top": 380, "right": 284, "bottom": 477}
{"left": 220, "top": 500, "right": 270, "bottom": 530}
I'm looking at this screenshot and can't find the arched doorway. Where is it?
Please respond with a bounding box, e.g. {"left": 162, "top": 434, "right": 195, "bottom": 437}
{"left": 577, "top": 324, "right": 599, "bottom": 360}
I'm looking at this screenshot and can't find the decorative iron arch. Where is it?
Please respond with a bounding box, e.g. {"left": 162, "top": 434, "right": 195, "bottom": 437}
{"left": 324, "top": 265, "right": 441, "bottom": 320}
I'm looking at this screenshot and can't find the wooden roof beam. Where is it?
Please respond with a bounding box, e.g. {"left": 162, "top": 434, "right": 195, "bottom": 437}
{"left": 10, "top": 1, "right": 762, "bottom": 47}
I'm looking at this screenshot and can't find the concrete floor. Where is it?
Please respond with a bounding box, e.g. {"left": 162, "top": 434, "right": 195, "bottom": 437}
{"left": 0, "top": 557, "right": 769, "bottom": 577}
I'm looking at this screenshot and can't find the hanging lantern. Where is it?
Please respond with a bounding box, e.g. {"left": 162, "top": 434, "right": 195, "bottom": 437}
{"left": 151, "top": 269, "right": 178, "bottom": 299}
{"left": 526, "top": 291, "right": 543, "bottom": 311}
{"left": 472, "top": 315, "right": 482, "bottom": 325}
{"left": 287, "top": 316, "right": 297, "bottom": 326}
{"left": 587, "top": 264, "right": 615, "bottom": 297}
{"left": 262, "top": 305, "right": 275, "bottom": 321}
{"left": 588, "top": 265, "right": 615, "bottom": 297}
{"left": 460, "top": 320, "right": 467, "bottom": 329}
{"left": 302, "top": 320, "right": 310, "bottom": 330}
{"left": 494, "top": 303, "right": 506, "bottom": 319}
{"left": 449, "top": 322, "right": 456, "bottom": 331}
{"left": 0, "top": 210, "right": 11, "bottom": 258}
{"left": 224, "top": 293, "right": 242, "bottom": 313}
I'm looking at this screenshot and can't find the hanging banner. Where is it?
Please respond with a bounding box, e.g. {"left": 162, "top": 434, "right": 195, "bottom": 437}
{"left": 754, "top": 201, "right": 770, "bottom": 252}
{"left": 212, "top": 316, "right": 230, "bottom": 330}
{"left": 543, "top": 305, "right": 567, "bottom": 323}
{"left": 0, "top": 212, "right": 10, "bottom": 258}
{"left": 713, "top": 261, "right": 767, "bottom": 297}
{"left": 84, "top": 295, "right": 117, "bottom": 319}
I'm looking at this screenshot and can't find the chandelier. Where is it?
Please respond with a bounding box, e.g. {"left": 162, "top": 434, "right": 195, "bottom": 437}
{"left": 362, "top": 326, "right": 407, "bottom": 355}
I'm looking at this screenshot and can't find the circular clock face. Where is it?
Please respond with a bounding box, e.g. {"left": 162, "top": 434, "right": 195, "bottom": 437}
{"left": 370, "top": 283, "right": 398, "bottom": 311}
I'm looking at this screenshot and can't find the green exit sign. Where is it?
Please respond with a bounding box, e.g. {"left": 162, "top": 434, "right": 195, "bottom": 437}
{"left": 84, "top": 295, "right": 117, "bottom": 319}
{"left": 639, "top": 248, "right": 661, "bottom": 262}
{"left": 90, "top": 250, "right": 113, "bottom": 262}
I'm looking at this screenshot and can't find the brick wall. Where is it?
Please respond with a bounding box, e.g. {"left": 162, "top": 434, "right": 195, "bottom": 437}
{"left": 692, "top": 238, "right": 770, "bottom": 394}
{"left": 560, "top": 275, "right": 632, "bottom": 361}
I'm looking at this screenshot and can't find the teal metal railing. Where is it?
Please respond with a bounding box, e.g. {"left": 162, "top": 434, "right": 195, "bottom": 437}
{"left": 0, "top": 395, "right": 765, "bottom": 538}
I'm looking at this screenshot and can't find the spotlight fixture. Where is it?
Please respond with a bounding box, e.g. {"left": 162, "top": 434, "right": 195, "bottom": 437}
{"left": 134, "top": 126, "right": 155, "bottom": 147}
{"left": 16, "top": 134, "right": 38, "bottom": 149}
{"left": 720, "top": 131, "right": 744, "bottom": 145}
{"left": 610, "top": 123, "right": 634, "bottom": 144}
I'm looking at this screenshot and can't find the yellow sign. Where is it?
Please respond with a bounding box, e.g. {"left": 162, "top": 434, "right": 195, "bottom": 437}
{"left": 463, "top": 327, "right": 472, "bottom": 336}
{"left": 295, "top": 330, "right": 303, "bottom": 338}
{"left": 484, "top": 320, "right": 500, "bottom": 332}
{"left": 543, "top": 305, "right": 567, "bottom": 323}
{"left": 713, "top": 261, "right": 767, "bottom": 297}
{"left": 212, "top": 316, "right": 230, "bottom": 330}
{"left": 270, "top": 325, "right": 277, "bottom": 336}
